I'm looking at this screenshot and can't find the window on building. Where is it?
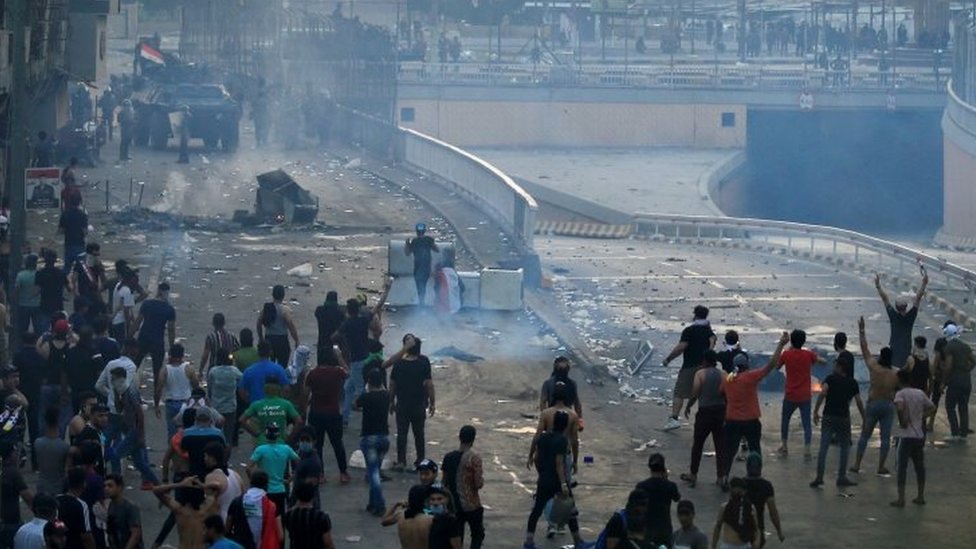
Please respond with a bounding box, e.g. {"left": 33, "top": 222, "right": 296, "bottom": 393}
{"left": 400, "top": 107, "right": 415, "bottom": 122}
{"left": 721, "top": 112, "right": 736, "bottom": 128}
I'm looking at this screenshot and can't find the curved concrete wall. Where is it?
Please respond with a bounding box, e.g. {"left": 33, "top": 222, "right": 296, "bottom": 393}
{"left": 942, "top": 84, "right": 976, "bottom": 241}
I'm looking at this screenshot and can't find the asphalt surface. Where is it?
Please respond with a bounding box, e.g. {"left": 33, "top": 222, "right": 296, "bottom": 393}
{"left": 13, "top": 23, "right": 972, "bottom": 549}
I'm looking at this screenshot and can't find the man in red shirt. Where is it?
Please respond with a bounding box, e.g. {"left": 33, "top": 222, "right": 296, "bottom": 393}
{"left": 302, "top": 346, "right": 350, "bottom": 483}
{"left": 777, "top": 329, "right": 826, "bottom": 458}
{"left": 719, "top": 332, "right": 789, "bottom": 486}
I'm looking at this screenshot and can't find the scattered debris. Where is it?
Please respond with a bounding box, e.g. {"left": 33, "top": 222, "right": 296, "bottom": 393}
{"left": 431, "top": 346, "right": 485, "bottom": 363}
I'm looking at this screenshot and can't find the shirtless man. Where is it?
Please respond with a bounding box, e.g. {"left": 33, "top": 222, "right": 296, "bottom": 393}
{"left": 850, "top": 316, "right": 900, "bottom": 476}
{"left": 152, "top": 476, "right": 221, "bottom": 549}
{"left": 67, "top": 391, "right": 98, "bottom": 442}
{"left": 382, "top": 485, "right": 433, "bottom": 549}
{"left": 530, "top": 383, "right": 579, "bottom": 475}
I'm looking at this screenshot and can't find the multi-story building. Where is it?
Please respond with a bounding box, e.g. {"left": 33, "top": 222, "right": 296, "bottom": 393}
{"left": 0, "top": 0, "right": 118, "bottom": 162}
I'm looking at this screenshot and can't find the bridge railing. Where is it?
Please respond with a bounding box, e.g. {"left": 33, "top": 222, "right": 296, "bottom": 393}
{"left": 632, "top": 212, "right": 976, "bottom": 322}
{"left": 402, "top": 128, "right": 538, "bottom": 251}
{"left": 332, "top": 104, "right": 538, "bottom": 253}
{"left": 946, "top": 77, "right": 976, "bottom": 132}
{"left": 398, "top": 61, "right": 950, "bottom": 92}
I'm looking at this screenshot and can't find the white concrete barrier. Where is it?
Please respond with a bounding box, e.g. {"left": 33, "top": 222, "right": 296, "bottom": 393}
{"left": 479, "top": 268, "right": 524, "bottom": 310}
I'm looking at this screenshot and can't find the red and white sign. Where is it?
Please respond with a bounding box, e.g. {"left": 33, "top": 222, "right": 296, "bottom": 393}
{"left": 25, "top": 167, "right": 61, "bottom": 210}
{"left": 139, "top": 43, "right": 166, "bottom": 65}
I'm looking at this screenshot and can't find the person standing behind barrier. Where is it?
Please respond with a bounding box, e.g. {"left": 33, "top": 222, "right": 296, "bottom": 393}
{"left": 257, "top": 285, "right": 299, "bottom": 367}
{"left": 405, "top": 223, "right": 438, "bottom": 307}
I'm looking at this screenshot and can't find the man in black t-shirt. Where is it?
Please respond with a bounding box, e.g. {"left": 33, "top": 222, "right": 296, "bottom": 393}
{"left": 57, "top": 467, "right": 96, "bottom": 549}
{"left": 335, "top": 297, "right": 383, "bottom": 426}
{"left": 662, "top": 305, "right": 716, "bottom": 431}
{"left": 35, "top": 251, "right": 69, "bottom": 323}
{"left": 744, "top": 453, "right": 785, "bottom": 547}
{"left": 524, "top": 411, "right": 584, "bottom": 548}
{"left": 314, "top": 291, "right": 344, "bottom": 349}
{"left": 283, "top": 482, "right": 334, "bottom": 548}
{"left": 811, "top": 352, "right": 864, "bottom": 488}
{"left": 634, "top": 453, "right": 681, "bottom": 548}
{"left": 354, "top": 369, "right": 390, "bottom": 516}
{"left": 58, "top": 193, "right": 88, "bottom": 273}
{"left": 386, "top": 334, "right": 434, "bottom": 470}
{"left": 405, "top": 223, "right": 439, "bottom": 306}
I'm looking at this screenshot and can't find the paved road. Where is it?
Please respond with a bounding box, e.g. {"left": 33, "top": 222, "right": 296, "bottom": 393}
{"left": 533, "top": 234, "right": 976, "bottom": 548}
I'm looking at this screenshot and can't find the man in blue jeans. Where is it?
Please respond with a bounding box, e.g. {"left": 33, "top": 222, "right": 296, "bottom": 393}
{"left": 850, "top": 316, "right": 899, "bottom": 476}
{"left": 335, "top": 289, "right": 386, "bottom": 425}
{"left": 107, "top": 367, "right": 158, "bottom": 489}
{"left": 810, "top": 352, "right": 865, "bottom": 489}
{"left": 354, "top": 369, "right": 390, "bottom": 516}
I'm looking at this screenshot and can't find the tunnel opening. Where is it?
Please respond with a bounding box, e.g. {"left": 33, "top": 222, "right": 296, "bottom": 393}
{"left": 716, "top": 107, "right": 944, "bottom": 239}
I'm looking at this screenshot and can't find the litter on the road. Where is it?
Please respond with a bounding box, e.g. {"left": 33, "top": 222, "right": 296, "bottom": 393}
{"left": 431, "top": 345, "right": 485, "bottom": 362}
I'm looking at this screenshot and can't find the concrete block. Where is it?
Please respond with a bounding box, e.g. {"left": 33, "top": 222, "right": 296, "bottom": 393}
{"left": 480, "top": 268, "right": 523, "bottom": 310}
{"left": 388, "top": 238, "right": 454, "bottom": 277}
{"left": 387, "top": 276, "right": 435, "bottom": 307}
{"left": 458, "top": 271, "right": 481, "bottom": 309}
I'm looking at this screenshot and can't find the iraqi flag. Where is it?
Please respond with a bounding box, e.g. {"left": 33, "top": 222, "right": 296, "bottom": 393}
{"left": 139, "top": 43, "right": 165, "bottom": 65}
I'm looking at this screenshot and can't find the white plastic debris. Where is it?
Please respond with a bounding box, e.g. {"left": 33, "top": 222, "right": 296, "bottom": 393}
{"left": 286, "top": 262, "right": 313, "bottom": 278}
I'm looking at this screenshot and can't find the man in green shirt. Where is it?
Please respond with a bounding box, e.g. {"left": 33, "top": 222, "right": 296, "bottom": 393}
{"left": 240, "top": 377, "right": 302, "bottom": 444}
{"left": 233, "top": 328, "right": 260, "bottom": 372}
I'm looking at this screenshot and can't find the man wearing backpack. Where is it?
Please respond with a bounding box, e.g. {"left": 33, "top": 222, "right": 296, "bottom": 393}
{"left": 941, "top": 321, "right": 973, "bottom": 441}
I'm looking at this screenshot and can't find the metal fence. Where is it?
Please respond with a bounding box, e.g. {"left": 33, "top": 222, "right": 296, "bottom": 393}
{"left": 632, "top": 212, "right": 976, "bottom": 322}
{"left": 81, "top": 178, "right": 151, "bottom": 212}
{"left": 398, "top": 61, "right": 950, "bottom": 92}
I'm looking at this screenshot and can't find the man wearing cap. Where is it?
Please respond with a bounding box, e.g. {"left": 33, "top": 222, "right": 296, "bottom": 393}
{"left": 416, "top": 458, "right": 438, "bottom": 487}
{"left": 405, "top": 223, "right": 439, "bottom": 307}
{"left": 133, "top": 282, "right": 176, "bottom": 383}
{"left": 249, "top": 425, "right": 299, "bottom": 517}
{"left": 941, "top": 320, "right": 973, "bottom": 441}
{"left": 874, "top": 269, "right": 928, "bottom": 368}
{"left": 38, "top": 318, "right": 73, "bottom": 437}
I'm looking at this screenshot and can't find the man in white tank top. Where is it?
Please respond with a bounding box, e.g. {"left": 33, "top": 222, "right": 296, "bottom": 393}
{"left": 203, "top": 440, "right": 242, "bottom": 520}
{"left": 154, "top": 343, "right": 199, "bottom": 439}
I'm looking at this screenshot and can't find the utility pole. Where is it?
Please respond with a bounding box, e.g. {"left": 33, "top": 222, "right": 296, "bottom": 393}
{"left": 6, "top": 0, "right": 29, "bottom": 352}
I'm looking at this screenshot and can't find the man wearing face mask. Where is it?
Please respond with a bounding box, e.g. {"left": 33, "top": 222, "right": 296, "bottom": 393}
{"left": 384, "top": 334, "right": 435, "bottom": 472}
{"left": 426, "top": 485, "right": 463, "bottom": 549}
{"left": 539, "top": 357, "right": 584, "bottom": 425}
{"left": 107, "top": 366, "right": 159, "bottom": 489}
